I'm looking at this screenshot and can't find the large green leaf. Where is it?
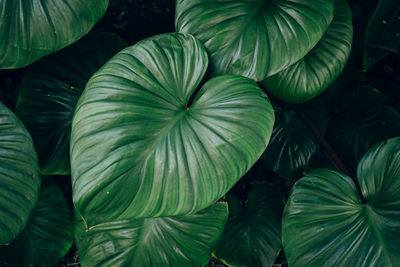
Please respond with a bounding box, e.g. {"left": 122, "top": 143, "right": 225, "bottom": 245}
{"left": 262, "top": 104, "right": 327, "bottom": 180}
{"left": 261, "top": 0, "right": 353, "bottom": 103}
{"left": 364, "top": 0, "right": 400, "bottom": 70}
{"left": 0, "top": 177, "right": 73, "bottom": 266}
{"left": 0, "top": 101, "right": 40, "bottom": 244}
{"left": 175, "top": 0, "right": 334, "bottom": 81}
{"left": 15, "top": 33, "right": 127, "bottom": 175}
{"left": 75, "top": 203, "right": 228, "bottom": 267}
{"left": 282, "top": 137, "right": 400, "bottom": 266}
{"left": 0, "top": 0, "right": 109, "bottom": 69}
{"left": 71, "top": 33, "right": 274, "bottom": 227}
{"left": 213, "top": 184, "right": 285, "bottom": 267}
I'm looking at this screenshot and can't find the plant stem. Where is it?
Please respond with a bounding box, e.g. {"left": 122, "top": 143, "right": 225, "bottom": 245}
{"left": 357, "top": 44, "right": 400, "bottom": 55}
{"left": 299, "top": 112, "right": 367, "bottom": 204}
{"left": 298, "top": 112, "right": 351, "bottom": 176}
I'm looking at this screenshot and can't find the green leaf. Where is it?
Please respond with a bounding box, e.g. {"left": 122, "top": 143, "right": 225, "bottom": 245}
{"left": 364, "top": 0, "right": 400, "bottom": 70}
{"left": 261, "top": 0, "right": 353, "bottom": 103}
{"left": 15, "top": 33, "right": 127, "bottom": 175}
{"left": 75, "top": 203, "right": 228, "bottom": 267}
{"left": 262, "top": 104, "right": 327, "bottom": 180}
{"left": 327, "top": 105, "right": 400, "bottom": 171}
{"left": 175, "top": 0, "right": 334, "bottom": 81}
{"left": 282, "top": 137, "right": 400, "bottom": 266}
{"left": 0, "top": 101, "right": 40, "bottom": 244}
{"left": 0, "top": 0, "right": 109, "bottom": 69}
{"left": 0, "top": 177, "right": 73, "bottom": 266}
{"left": 214, "top": 184, "right": 285, "bottom": 267}
{"left": 71, "top": 33, "right": 275, "bottom": 227}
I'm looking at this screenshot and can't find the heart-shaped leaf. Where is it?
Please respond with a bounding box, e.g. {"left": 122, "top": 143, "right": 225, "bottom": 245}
{"left": 75, "top": 203, "right": 228, "bottom": 267}
{"left": 262, "top": 104, "right": 327, "bottom": 180}
{"left": 261, "top": 0, "right": 353, "bottom": 103}
{"left": 71, "top": 33, "right": 274, "bottom": 227}
{"left": 0, "top": 0, "right": 109, "bottom": 69}
{"left": 0, "top": 177, "right": 73, "bottom": 266}
{"left": 0, "top": 101, "right": 40, "bottom": 244}
{"left": 175, "top": 0, "right": 334, "bottom": 81}
{"left": 282, "top": 137, "right": 400, "bottom": 266}
{"left": 214, "top": 184, "right": 285, "bottom": 267}
{"left": 364, "top": 0, "right": 400, "bottom": 70}
{"left": 16, "top": 33, "right": 127, "bottom": 175}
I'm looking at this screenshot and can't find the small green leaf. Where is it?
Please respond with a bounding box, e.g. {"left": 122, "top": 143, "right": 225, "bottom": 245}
{"left": 214, "top": 184, "right": 285, "bottom": 267}
{"left": 0, "top": 101, "right": 40, "bottom": 244}
{"left": 364, "top": 0, "right": 400, "bottom": 69}
{"left": 16, "top": 33, "right": 127, "bottom": 175}
{"left": 175, "top": 0, "right": 334, "bottom": 81}
{"left": 71, "top": 33, "right": 274, "bottom": 226}
{"left": 0, "top": 0, "right": 109, "bottom": 69}
{"left": 261, "top": 0, "right": 353, "bottom": 103}
{"left": 0, "top": 177, "right": 73, "bottom": 266}
{"left": 75, "top": 203, "right": 228, "bottom": 267}
{"left": 262, "top": 104, "right": 327, "bottom": 180}
{"left": 282, "top": 137, "right": 400, "bottom": 266}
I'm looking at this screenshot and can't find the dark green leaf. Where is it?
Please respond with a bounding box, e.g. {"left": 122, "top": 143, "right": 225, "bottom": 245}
{"left": 175, "top": 0, "right": 334, "bottom": 81}
{"left": 0, "top": 177, "right": 73, "bottom": 266}
{"left": 262, "top": 104, "right": 327, "bottom": 180}
{"left": 71, "top": 33, "right": 275, "bottom": 227}
{"left": 364, "top": 0, "right": 400, "bottom": 69}
{"left": 327, "top": 106, "right": 400, "bottom": 171}
{"left": 75, "top": 203, "right": 228, "bottom": 267}
{"left": 15, "top": 33, "right": 127, "bottom": 175}
{"left": 0, "top": 101, "right": 40, "bottom": 244}
{"left": 261, "top": 0, "right": 353, "bottom": 103}
{"left": 0, "top": 0, "right": 109, "bottom": 69}
{"left": 214, "top": 184, "right": 285, "bottom": 267}
{"left": 282, "top": 137, "right": 400, "bottom": 266}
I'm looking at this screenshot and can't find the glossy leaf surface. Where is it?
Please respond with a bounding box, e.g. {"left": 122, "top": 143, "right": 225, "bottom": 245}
{"left": 282, "top": 137, "right": 400, "bottom": 266}
{"left": 261, "top": 0, "right": 353, "bottom": 103}
{"left": 16, "top": 33, "right": 127, "bottom": 175}
{"left": 75, "top": 203, "right": 228, "bottom": 267}
{"left": 214, "top": 184, "right": 285, "bottom": 267}
{"left": 0, "top": 0, "right": 109, "bottom": 69}
{"left": 71, "top": 33, "right": 275, "bottom": 226}
{"left": 175, "top": 0, "right": 334, "bottom": 81}
{"left": 364, "top": 0, "right": 400, "bottom": 69}
{"left": 0, "top": 102, "right": 40, "bottom": 244}
{"left": 262, "top": 105, "right": 327, "bottom": 180}
{"left": 0, "top": 178, "right": 73, "bottom": 266}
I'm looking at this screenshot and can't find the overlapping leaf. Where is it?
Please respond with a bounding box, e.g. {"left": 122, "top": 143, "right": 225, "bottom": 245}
{"left": 214, "top": 184, "right": 285, "bottom": 267}
{"left": 75, "top": 203, "right": 228, "bottom": 267}
{"left": 0, "top": 177, "right": 73, "bottom": 266}
{"left": 0, "top": 101, "right": 40, "bottom": 244}
{"left": 0, "top": 0, "right": 109, "bottom": 69}
{"left": 16, "top": 33, "right": 127, "bottom": 175}
{"left": 71, "top": 33, "right": 275, "bottom": 227}
{"left": 175, "top": 0, "right": 334, "bottom": 81}
{"left": 262, "top": 105, "right": 327, "bottom": 180}
{"left": 282, "top": 137, "right": 400, "bottom": 266}
{"left": 261, "top": 0, "right": 353, "bottom": 103}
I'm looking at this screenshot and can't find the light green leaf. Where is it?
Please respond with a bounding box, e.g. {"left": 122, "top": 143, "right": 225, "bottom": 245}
{"left": 15, "top": 33, "right": 127, "bottom": 175}
{"left": 71, "top": 33, "right": 274, "bottom": 227}
{"left": 75, "top": 203, "right": 228, "bottom": 267}
{"left": 364, "top": 0, "right": 400, "bottom": 69}
{"left": 214, "top": 184, "right": 285, "bottom": 267}
{"left": 0, "top": 0, "right": 109, "bottom": 69}
{"left": 261, "top": 0, "right": 353, "bottom": 103}
{"left": 0, "top": 177, "right": 73, "bottom": 266}
{"left": 175, "top": 0, "right": 334, "bottom": 81}
{"left": 0, "top": 101, "right": 40, "bottom": 244}
{"left": 282, "top": 137, "right": 400, "bottom": 266}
